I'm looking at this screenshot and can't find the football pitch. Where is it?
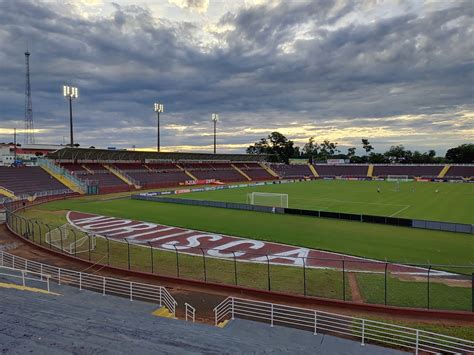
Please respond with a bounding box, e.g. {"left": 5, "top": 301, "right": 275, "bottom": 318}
{"left": 174, "top": 180, "right": 473, "bottom": 224}
{"left": 15, "top": 181, "right": 473, "bottom": 313}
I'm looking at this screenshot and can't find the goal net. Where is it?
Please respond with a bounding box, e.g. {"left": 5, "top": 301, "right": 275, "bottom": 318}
{"left": 45, "top": 224, "right": 97, "bottom": 255}
{"left": 247, "top": 192, "right": 288, "bottom": 208}
{"left": 387, "top": 175, "right": 411, "bottom": 182}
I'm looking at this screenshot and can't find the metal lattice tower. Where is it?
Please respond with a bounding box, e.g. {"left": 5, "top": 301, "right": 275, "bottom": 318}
{"left": 24, "top": 50, "right": 34, "bottom": 144}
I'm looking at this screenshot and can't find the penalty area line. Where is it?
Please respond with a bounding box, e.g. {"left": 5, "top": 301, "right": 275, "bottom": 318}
{"left": 389, "top": 205, "right": 411, "bottom": 217}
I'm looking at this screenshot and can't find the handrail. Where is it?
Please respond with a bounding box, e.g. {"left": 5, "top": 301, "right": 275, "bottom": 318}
{"left": 0, "top": 250, "right": 177, "bottom": 317}
{"left": 0, "top": 265, "right": 51, "bottom": 292}
{"left": 185, "top": 303, "right": 196, "bottom": 323}
{"left": 213, "top": 297, "right": 474, "bottom": 354}
{"left": 38, "top": 158, "right": 89, "bottom": 192}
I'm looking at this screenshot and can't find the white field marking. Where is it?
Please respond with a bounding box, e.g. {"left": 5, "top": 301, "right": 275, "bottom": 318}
{"left": 146, "top": 230, "right": 195, "bottom": 243}
{"left": 66, "top": 212, "right": 453, "bottom": 276}
{"left": 389, "top": 205, "right": 411, "bottom": 217}
{"left": 121, "top": 227, "right": 175, "bottom": 239}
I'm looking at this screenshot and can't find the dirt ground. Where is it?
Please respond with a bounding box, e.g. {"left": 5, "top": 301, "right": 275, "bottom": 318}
{"left": 1, "top": 224, "right": 473, "bottom": 328}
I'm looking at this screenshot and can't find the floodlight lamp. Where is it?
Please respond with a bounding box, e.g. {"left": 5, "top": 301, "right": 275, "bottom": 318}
{"left": 211, "top": 113, "right": 219, "bottom": 122}
{"left": 63, "top": 85, "right": 78, "bottom": 98}
{"left": 154, "top": 103, "right": 164, "bottom": 113}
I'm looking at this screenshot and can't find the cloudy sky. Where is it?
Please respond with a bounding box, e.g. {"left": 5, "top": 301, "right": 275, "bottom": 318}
{"left": 0, "top": 0, "right": 472, "bottom": 154}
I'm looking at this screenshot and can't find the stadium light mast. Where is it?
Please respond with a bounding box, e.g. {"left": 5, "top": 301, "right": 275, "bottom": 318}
{"left": 211, "top": 113, "right": 219, "bottom": 154}
{"left": 154, "top": 103, "right": 164, "bottom": 152}
{"left": 63, "top": 85, "right": 78, "bottom": 147}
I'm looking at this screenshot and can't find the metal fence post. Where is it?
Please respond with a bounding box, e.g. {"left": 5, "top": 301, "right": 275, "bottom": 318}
{"left": 232, "top": 251, "right": 238, "bottom": 285}
{"left": 88, "top": 234, "right": 92, "bottom": 261}
{"left": 21, "top": 270, "right": 25, "bottom": 286}
{"left": 106, "top": 236, "right": 110, "bottom": 266}
{"left": 415, "top": 329, "right": 419, "bottom": 355}
{"left": 103, "top": 277, "right": 106, "bottom": 296}
{"left": 342, "top": 260, "right": 346, "bottom": 301}
{"left": 200, "top": 248, "right": 207, "bottom": 282}
{"left": 270, "top": 303, "right": 274, "bottom": 327}
{"left": 361, "top": 319, "right": 365, "bottom": 346}
{"left": 266, "top": 255, "right": 271, "bottom": 291}
{"left": 173, "top": 245, "right": 180, "bottom": 277}
{"left": 60, "top": 227, "right": 64, "bottom": 252}
{"left": 130, "top": 283, "right": 133, "bottom": 301}
{"left": 384, "top": 262, "right": 388, "bottom": 306}
{"left": 231, "top": 298, "right": 235, "bottom": 320}
{"left": 58, "top": 268, "right": 61, "bottom": 285}
{"left": 313, "top": 311, "right": 317, "bottom": 335}
{"left": 148, "top": 242, "right": 154, "bottom": 274}
{"left": 427, "top": 265, "right": 432, "bottom": 309}
{"left": 73, "top": 230, "right": 77, "bottom": 256}
{"left": 79, "top": 272, "right": 82, "bottom": 290}
{"left": 303, "top": 257, "right": 307, "bottom": 296}
{"left": 125, "top": 238, "right": 131, "bottom": 270}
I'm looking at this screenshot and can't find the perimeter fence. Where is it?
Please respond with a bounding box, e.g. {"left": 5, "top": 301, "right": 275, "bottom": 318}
{"left": 3, "top": 198, "right": 473, "bottom": 312}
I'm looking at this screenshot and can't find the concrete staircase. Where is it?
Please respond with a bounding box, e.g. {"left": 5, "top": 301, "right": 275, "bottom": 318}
{"left": 40, "top": 164, "right": 85, "bottom": 195}
{"left": 176, "top": 164, "right": 198, "bottom": 181}
{"left": 260, "top": 163, "right": 279, "bottom": 178}
{"left": 308, "top": 164, "right": 319, "bottom": 177}
{"left": 103, "top": 164, "right": 141, "bottom": 189}
{"left": 438, "top": 164, "right": 450, "bottom": 178}
{"left": 0, "top": 186, "right": 16, "bottom": 199}
{"left": 367, "top": 164, "right": 374, "bottom": 178}
{"left": 231, "top": 164, "right": 252, "bottom": 181}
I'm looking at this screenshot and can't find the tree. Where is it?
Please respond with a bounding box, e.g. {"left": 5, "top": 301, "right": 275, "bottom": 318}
{"left": 319, "top": 140, "right": 339, "bottom": 159}
{"left": 368, "top": 152, "right": 389, "bottom": 163}
{"left": 347, "top": 147, "right": 356, "bottom": 158}
{"left": 361, "top": 139, "right": 374, "bottom": 156}
{"left": 445, "top": 144, "right": 474, "bottom": 163}
{"left": 246, "top": 132, "right": 297, "bottom": 163}
{"left": 301, "top": 137, "right": 319, "bottom": 158}
{"left": 384, "top": 145, "right": 410, "bottom": 163}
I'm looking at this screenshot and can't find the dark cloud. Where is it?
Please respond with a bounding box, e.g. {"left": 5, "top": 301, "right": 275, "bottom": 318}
{"left": 0, "top": 0, "right": 472, "bottom": 153}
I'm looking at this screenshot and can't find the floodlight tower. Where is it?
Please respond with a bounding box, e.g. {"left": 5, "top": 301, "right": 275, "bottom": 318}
{"left": 24, "top": 51, "right": 34, "bottom": 144}
{"left": 211, "top": 113, "right": 219, "bottom": 154}
{"left": 63, "top": 85, "right": 78, "bottom": 147}
{"left": 154, "top": 103, "right": 164, "bottom": 152}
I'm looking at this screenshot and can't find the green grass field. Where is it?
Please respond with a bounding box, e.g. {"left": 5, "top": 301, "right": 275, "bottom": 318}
{"left": 24, "top": 192, "right": 473, "bottom": 268}
{"left": 173, "top": 180, "right": 473, "bottom": 224}
{"left": 15, "top": 195, "right": 473, "bottom": 314}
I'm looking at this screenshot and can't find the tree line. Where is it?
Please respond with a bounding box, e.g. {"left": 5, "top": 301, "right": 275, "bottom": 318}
{"left": 246, "top": 132, "right": 473, "bottom": 164}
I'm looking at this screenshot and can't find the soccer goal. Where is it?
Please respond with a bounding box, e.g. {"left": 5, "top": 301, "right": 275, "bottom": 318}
{"left": 387, "top": 175, "right": 411, "bottom": 182}
{"left": 45, "top": 224, "right": 97, "bottom": 255}
{"left": 247, "top": 192, "right": 288, "bottom": 208}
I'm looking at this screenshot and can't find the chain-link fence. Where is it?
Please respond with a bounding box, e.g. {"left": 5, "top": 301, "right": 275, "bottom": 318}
{"left": 4, "top": 198, "right": 473, "bottom": 313}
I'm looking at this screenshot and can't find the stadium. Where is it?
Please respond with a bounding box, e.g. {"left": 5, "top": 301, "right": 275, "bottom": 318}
{"left": 1, "top": 1, "right": 474, "bottom": 354}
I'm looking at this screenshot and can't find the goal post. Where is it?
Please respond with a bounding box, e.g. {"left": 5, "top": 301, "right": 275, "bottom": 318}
{"left": 45, "top": 224, "right": 97, "bottom": 255}
{"left": 247, "top": 192, "right": 288, "bottom": 208}
{"left": 386, "top": 175, "right": 411, "bottom": 182}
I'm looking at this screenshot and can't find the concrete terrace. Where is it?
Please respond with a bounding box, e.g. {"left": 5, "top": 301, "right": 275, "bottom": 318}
{"left": 0, "top": 273, "right": 406, "bottom": 354}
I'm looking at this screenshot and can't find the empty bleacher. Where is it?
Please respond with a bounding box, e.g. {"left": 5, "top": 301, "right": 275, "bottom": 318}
{"left": 0, "top": 166, "right": 70, "bottom": 196}
{"left": 270, "top": 164, "right": 313, "bottom": 178}
{"left": 234, "top": 163, "right": 274, "bottom": 181}
{"left": 372, "top": 165, "right": 444, "bottom": 178}
{"left": 183, "top": 162, "right": 244, "bottom": 182}
{"left": 444, "top": 165, "right": 474, "bottom": 179}
{"left": 313, "top": 164, "right": 368, "bottom": 177}
{"left": 59, "top": 163, "right": 129, "bottom": 193}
